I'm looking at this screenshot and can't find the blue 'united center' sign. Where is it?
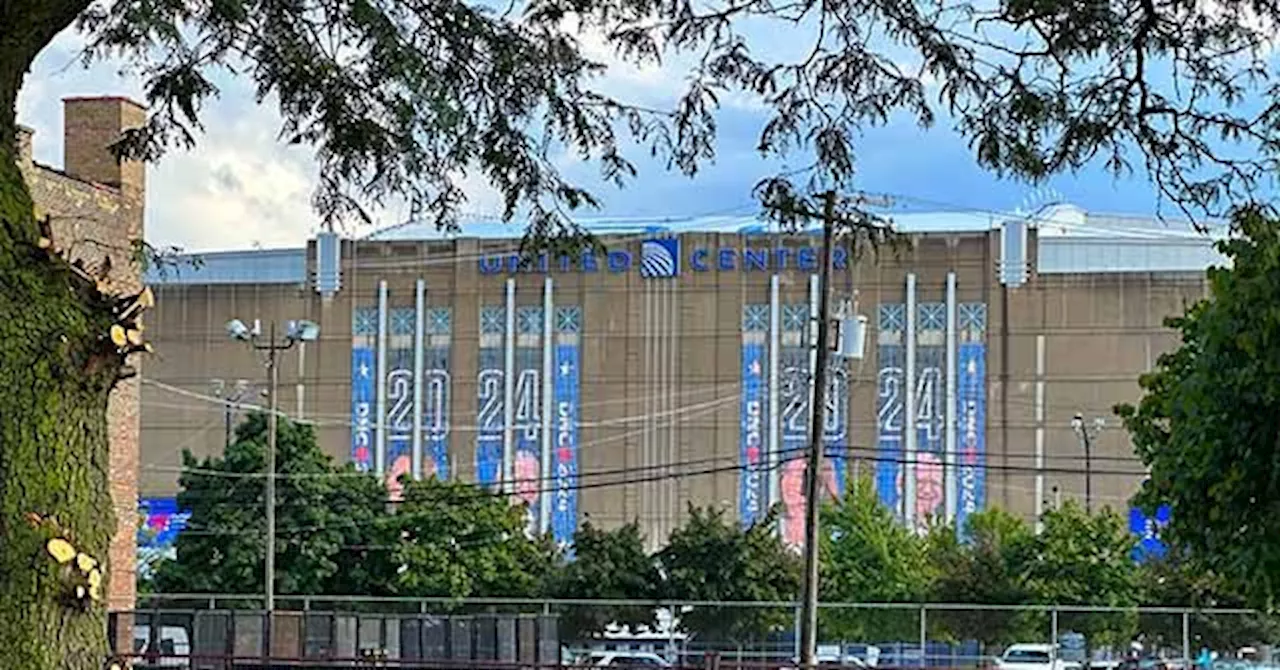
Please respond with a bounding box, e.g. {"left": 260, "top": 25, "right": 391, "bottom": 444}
{"left": 478, "top": 237, "right": 850, "bottom": 278}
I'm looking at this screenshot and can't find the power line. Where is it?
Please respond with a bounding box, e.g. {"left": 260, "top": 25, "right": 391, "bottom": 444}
{"left": 151, "top": 446, "right": 1150, "bottom": 529}
{"left": 148, "top": 448, "right": 742, "bottom": 484}
{"left": 140, "top": 377, "right": 741, "bottom": 433}
{"left": 171, "top": 458, "right": 783, "bottom": 537}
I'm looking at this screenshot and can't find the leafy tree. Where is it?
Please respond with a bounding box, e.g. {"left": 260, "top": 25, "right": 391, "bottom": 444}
{"left": 818, "top": 476, "right": 932, "bottom": 642}
{"left": 1027, "top": 501, "right": 1139, "bottom": 648}
{"left": 1138, "top": 554, "right": 1280, "bottom": 652}
{"left": 157, "top": 414, "right": 557, "bottom": 604}
{"left": 549, "top": 520, "right": 661, "bottom": 642}
{"left": 927, "top": 509, "right": 1037, "bottom": 647}
{"left": 5, "top": 0, "right": 1280, "bottom": 664}
{"left": 154, "top": 412, "right": 391, "bottom": 597}
{"left": 656, "top": 505, "right": 798, "bottom": 645}
{"left": 393, "top": 478, "right": 557, "bottom": 599}
{"left": 1119, "top": 208, "right": 1280, "bottom": 609}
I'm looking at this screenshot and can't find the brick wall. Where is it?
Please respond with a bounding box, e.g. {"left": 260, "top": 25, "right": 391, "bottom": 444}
{"left": 16, "top": 96, "right": 146, "bottom": 614}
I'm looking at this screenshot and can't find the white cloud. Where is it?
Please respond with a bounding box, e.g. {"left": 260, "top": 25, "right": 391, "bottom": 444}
{"left": 16, "top": 20, "right": 737, "bottom": 251}
{"left": 572, "top": 22, "right": 692, "bottom": 107}
{"left": 145, "top": 104, "right": 319, "bottom": 252}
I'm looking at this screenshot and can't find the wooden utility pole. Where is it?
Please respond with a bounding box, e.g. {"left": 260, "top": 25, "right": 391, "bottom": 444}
{"left": 764, "top": 189, "right": 888, "bottom": 670}
{"left": 798, "top": 190, "right": 837, "bottom": 670}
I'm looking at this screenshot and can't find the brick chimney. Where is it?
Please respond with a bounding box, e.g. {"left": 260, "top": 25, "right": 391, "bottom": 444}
{"left": 62, "top": 96, "right": 146, "bottom": 198}
{"left": 15, "top": 125, "right": 34, "bottom": 171}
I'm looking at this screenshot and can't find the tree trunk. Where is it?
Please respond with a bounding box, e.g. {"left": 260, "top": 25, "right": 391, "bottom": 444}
{"left": 0, "top": 2, "right": 125, "bottom": 663}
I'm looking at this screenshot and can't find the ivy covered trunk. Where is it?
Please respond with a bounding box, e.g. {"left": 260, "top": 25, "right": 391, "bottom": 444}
{"left": 0, "top": 142, "right": 117, "bottom": 669}
{"left": 0, "top": 3, "right": 124, "bottom": 662}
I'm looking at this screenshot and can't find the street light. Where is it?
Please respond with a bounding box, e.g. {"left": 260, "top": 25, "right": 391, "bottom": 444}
{"left": 1070, "top": 413, "right": 1104, "bottom": 513}
{"left": 225, "top": 318, "right": 320, "bottom": 625}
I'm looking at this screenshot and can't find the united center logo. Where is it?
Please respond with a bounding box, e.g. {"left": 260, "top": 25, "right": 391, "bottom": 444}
{"left": 640, "top": 238, "right": 680, "bottom": 278}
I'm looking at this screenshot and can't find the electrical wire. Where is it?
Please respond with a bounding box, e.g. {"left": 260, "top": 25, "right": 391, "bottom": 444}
{"left": 149, "top": 445, "right": 1150, "bottom": 532}
{"left": 140, "top": 377, "right": 741, "bottom": 433}
{"left": 139, "top": 372, "right": 1154, "bottom": 473}
{"left": 170, "top": 457, "right": 781, "bottom": 537}
{"left": 137, "top": 190, "right": 1197, "bottom": 533}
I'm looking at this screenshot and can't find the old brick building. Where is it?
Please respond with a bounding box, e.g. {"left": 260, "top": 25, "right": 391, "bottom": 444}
{"left": 17, "top": 96, "right": 145, "bottom": 612}
{"left": 138, "top": 205, "right": 1221, "bottom": 556}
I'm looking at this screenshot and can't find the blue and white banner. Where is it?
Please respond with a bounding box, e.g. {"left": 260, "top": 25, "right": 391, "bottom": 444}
{"left": 956, "top": 343, "right": 986, "bottom": 533}
{"left": 1130, "top": 505, "right": 1171, "bottom": 563}
{"left": 779, "top": 304, "right": 810, "bottom": 547}
{"left": 552, "top": 306, "right": 582, "bottom": 549}
{"left": 740, "top": 305, "right": 769, "bottom": 528}
{"left": 350, "top": 306, "right": 377, "bottom": 472}
{"left": 914, "top": 303, "right": 946, "bottom": 525}
{"left": 875, "top": 303, "right": 905, "bottom": 513}
{"left": 823, "top": 365, "right": 848, "bottom": 500}
{"left": 514, "top": 307, "right": 545, "bottom": 532}
{"left": 138, "top": 497, "right": 190, "bottom": 578}
{"left": 775, "top": 302, "right": 846, "bottom": 547}
{"left": 476, "top": 305, "right": 506, "bottom": 489}
{"left": 385, "top": 308, "right": 416, "bottom": 496}
{"left": 424, "top": 307, "right": 452, "bottom": 480}
{"left": 956, "top": 302, "right": 988, "bottom": 535}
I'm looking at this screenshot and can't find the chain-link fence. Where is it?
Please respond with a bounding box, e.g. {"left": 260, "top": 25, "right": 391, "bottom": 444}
{"left": 112, "top": 597, "right": 1275, "bottom": 670}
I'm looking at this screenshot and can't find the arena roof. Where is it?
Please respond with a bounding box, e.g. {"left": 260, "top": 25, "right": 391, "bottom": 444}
{"left": 362, "top": 203, "right": 1227, "bottom": 241}
{"left": 144, "top": 203, "right": 1231, "bottom": 285}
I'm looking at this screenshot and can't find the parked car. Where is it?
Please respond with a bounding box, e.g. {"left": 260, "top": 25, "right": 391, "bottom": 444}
{"left": 994, "top": 644, "right": 1081, "bottom": 670}
{"left": 1117, "top": 656, "right": 1169, "bottom": 670}
{"left": 779, "top": 653, "right": 870, "bottom": 670}
{"left": 584, "top": 651, "right": 674, "bottom": 668}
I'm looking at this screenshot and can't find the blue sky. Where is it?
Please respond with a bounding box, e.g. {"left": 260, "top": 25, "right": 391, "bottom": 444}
{"left": 17, "top": 23, "right": 1169, "bottom": 252}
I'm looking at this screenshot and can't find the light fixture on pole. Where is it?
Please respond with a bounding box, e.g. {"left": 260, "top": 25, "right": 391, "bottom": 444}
{"left": 1070, "top": 413, "right": 1104, "bottom": 513}
{"left": 225, "top": 318, "right": 320, "bottom": 636}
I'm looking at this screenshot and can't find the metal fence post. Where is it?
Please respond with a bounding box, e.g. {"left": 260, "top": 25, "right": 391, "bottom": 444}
{"left": 1182, "top": 610, "right": 1191, "bottom": 665}
{"left": 794, "top": 606, "right": 802, "bottom": 661}
{"left": 668, "top": 605, "right": 677, "bottom": 665}
{"left": 1050, "top": 608, "right": 1058, "bottom": 652}
{"left": 919, "top": 606, "right": 927, "bottom": 669}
